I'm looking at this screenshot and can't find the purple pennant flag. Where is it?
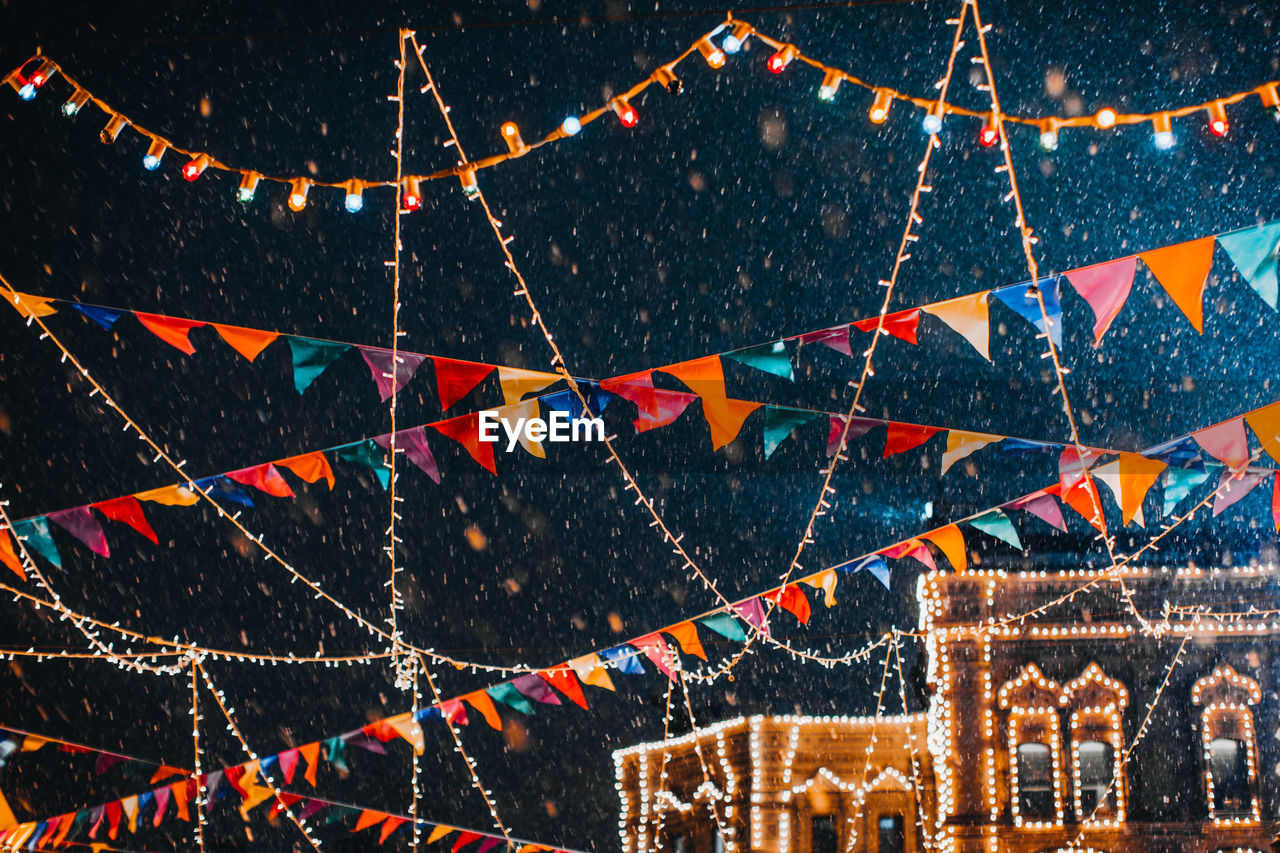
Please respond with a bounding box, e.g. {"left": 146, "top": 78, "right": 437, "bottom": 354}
{"left": 359, "top": 348, "right": 428, "bottom": 402}
{"left": 299, "top": 799, "right": 328, "bottom": 821}
{"left": 477, "top": 839, "right": 503, "bottom": 853}
{"left": 1008, "top": 492, "right": 1066, "bottom": 531}
{"left": 94, "top": 752, "right": 124, "bottom": 775}
{"left": 827, "top": 416, "right": 879, "bottom": 458}
{"left": 511, "top": 673, "right": 562, "bottom": 705}
{"left": 1213, "top": 468, "right": 1270, "bottom": 517}
{"left": 797, "top": 326, "right": 852, "bottom": 357}
{"left": 732, "top": 598, "right": 770, "bottom": 638}
{"left": 342, "top": 732, "right": 387, "bottom": 755}
{"left": 47, "top": 507, "right": 110, "bottom": 557}
{"left": 204, "top": 770, "right": 224, "bottom": 811}
{"left": 373, "top": 427, "right": 440, "bottom": 483}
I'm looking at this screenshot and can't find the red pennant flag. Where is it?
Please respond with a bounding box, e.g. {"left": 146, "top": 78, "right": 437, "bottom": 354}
{"left": 1065, "top": 256, "right": 1137, "bottom": 343}
{"left": 1192, "top": 418, "right": 1250, "bottom": 471}
{"left": 665, "top": 621, "right": 706, "bottom": 660}
{"left": 279, "top": 749, "right": 300, "bottom": 785}
{"left": 94, "top": 496, "right": 159, "bottom": 544}
{"left": 134, "top": 313, "right": 204, "bottom": 355}
{"left": 539, "top": 668, "right": 589, "bottom": 709}
{"left": 355, "top": 809, "right": 386, "bottom": 833}
{"left": 453, "top": 831, "right": 484, "bottom": 852}
{"left": 227, "top": 463, "right": 296, "bottom": 498}
{"left": 379, "top": 816, "right": 409, "bottom": 845}
{"left": 795, "top": 327, "right": 852, "bottom": 356}
{"left": 463, "top": 691, "right": 502, "bottom": 730}
{"left": 432, "top": 412, "right": 497, "bottom": 475}
{"left": 766, "top": 585, "right": 811, "bottom": 625}
{"left": 211, "top": 323, "right": 279, "bottom": 361}
{"left": 105, "top": 800, "right": 122, "bottom": 840}
{"left": 276, "top": 451, "right": 337, "bottom": 490}
{"left": 883, "top": 423, "right": 941, "bottom": 458}
{"left": 601, "top": 372, "right": 698, "bottom": 432}
{"left": 438, "top": 699, "right": 468, "bottom": 725}
{"left": 0, "top": 528, "right": 25, "bottom": 580}
{"left": 434, "top": 358, "right": 495, "bottom": 410}
{"left": 1139, "top": 236, "right": 1216, "bottom": 333}
{"left": 851, "top": 309, "right": 921, "bottom": 345}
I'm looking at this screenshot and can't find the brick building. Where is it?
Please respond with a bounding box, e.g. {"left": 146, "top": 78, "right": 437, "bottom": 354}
{"left": 613, "top": 565, "right": 1279, "bottom": 853}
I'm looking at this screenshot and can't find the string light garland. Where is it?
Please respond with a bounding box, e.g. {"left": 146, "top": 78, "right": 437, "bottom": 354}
{"left": 190, "top": 658, "right": 207, "bottom": 853}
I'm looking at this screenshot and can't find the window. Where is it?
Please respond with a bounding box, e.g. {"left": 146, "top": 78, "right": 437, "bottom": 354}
{"left": 712, "top": 830, "right": 724, "bottom": 853}
{"left": 1193, "top": 663, "right": 1261, "bottom": 823}
{"left": 1076, "top": 740, "right": 1115, "bottom": 814}
{"left": 1209, "top": 737, "right": 1250, "bottom": 814}
{"left": 877, "top": 814, "right": 904, "bottom": 853}
{"left": 810, "top": 816, "right": 837, "bottom": 853}
{"left": 1017, "top": 742, "right": 1055, "bottom": 819}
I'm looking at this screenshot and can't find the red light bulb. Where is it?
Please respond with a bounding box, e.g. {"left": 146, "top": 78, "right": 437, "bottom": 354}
{"left": 401, "top": 177, "right": 422, "bottom": 212}
{"left": 612, "top": 98, "right": 638, "bottom": 128}
{"left": 182, "top": 155, "right": 210, "bottom": 181}
{"left": 979, "top": 125, "right": 999, "bottom": 147}
{"left": 767, "top": 52, "right": 787, "bottom": 74}
{"left": 1207, "top": 102, "right": 1229, "bottom": 137}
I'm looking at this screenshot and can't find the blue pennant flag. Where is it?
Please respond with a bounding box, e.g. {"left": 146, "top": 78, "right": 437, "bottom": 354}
{"left": 71, "top": 303, "right": 125, "bottom": 330}
{"left": 993, "top": 276, "right": 1063, "bottom": 347}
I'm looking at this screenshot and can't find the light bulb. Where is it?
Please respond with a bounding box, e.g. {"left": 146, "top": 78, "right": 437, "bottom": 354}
{"left": 611, "top": 98, "right": 638, "bottom": 127}
{"left": 818, "top": 70, "right": 841, "bottom": 102}
{"left": 1039, "top": 129, "right": 1059, "bottom": 151}
{"left": 868, "top": 89, "right": 892, "bottom": 124}
{"left": 500, "top": 121, "right": 526, "bottom": 154}
{"left": 696, "top": 37, "right": 725, "bottom": 69}
{"left": 459, "top": 167, "right": 479, "bottom": 199}
{"left": 767, "top": 46, "right": 796, "bottom": 74}
{"left": 62, "top": 89, "right": 89, "bottom": 116}
{"left": 922, "top": 111, "right": 943, "bottom": 135}
{"left": 344, "top": 180, "right": 364, "bottom": 213}
{"left": 1260, "top": 83, "right": 1280, "bottom": 120}
{"left": 28, "top": 60, "right": 56, "bottom": 89}
{"left": 652, "top": 66, "right": 682, "bottom": 96}
{"left": 561, "top": 115, "right": 582, "bottom": 136}
{"left": 288, "top": 178, "right": 311, "bottom": 211}
{"left": 401, "top": 176, "right": 422, "bottom": 211}
{"left": 237, "top": 172, "right": 260, "bottom": 204}
{"left": 143, "top": 138, "right": 167, "bottom": 171}
{"left": 182, "top": 154, "right": 210, "bottom": 181}
{"left": 722, "top": 23, "right": 751, "bottom": 55}
{"left": 100, "top": 114, "right": 127, "bottom": 144}
{"left": 1207, "top": 101, "right": 1229, "bottom": 137}
{"left": 978, "top": 123, "right": 999, "bottom": 147}
{"left": 1151, "top": 114, "right": 1174, "bottom": 150}
{"left": 1095, "top": 108, "right": 1117, "bottom": 129}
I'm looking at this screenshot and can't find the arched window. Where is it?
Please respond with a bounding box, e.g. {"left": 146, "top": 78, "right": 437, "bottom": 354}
{"left": 1064, "top": 663, "right": 1128, "bottom": 824}
{"left": 810, "top": 816, "right": 837, "bottom": 853}
{"left": 876, "top": 814, "right": 904, "bottom": 853}
{"left": 998, "top": 663, "right": 1066, "bottom": 827}
{"left": 1193, "top": 664, "right": 1261, "bottom": 824}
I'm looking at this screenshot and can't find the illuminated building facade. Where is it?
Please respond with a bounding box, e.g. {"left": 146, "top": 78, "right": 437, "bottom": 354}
{"left": 614, "top": 566, "right": 1280, "bottom": 852}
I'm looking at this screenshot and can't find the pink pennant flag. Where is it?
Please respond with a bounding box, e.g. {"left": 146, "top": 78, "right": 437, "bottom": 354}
{"left": 601, "top": 372, "right": 698, "bottom": 432}
{"left": 360, "top": 349, "right": 429, "bottom": 402}
{"left": 1059, "top": 447, "right": 1102, "bottom": 490}
{"left": 795, "top": 326, "right": 852, "bottom": 356}
{"left": 827, "top": 416, "right": 878, "bottom": 458}
{"left": 1192, "top": 418, "right": 1250, "bottom": 471}
{"left": 227, "top": 464, "right": 296, "bottom": 498}
{"left": 1065, "top": 256, "right": 1137, "bottom": 343}
{"left": 1213, "top": 468, "right": 1269, "bottom": 517}
{"left": 732, "top": 598, "right": 770, "bottom": 637}
{"left": 47, "top": 507, "right": 109, "bottom": 557}
{"left": 1008, "top": 492, "right": 1066, "bottom": 531}
{"left": 631, "top": 633, "right": 677, "bottom": 681}
{"left": 278, "top": 749, "right": 300, "bottom": 785}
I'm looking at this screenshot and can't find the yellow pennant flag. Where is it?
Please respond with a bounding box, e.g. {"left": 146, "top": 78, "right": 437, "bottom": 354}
{"left": 236, "top": 762, "right": 277, "bottom": 819}
{"left": 502, "top": 399, "right": 546, "bottom": 458}
{"left": 427, "top": 825, "right": 454, "bottom": 844}
{"left": 800, "top": 569, "right": 838, "bottom": 608}
{"left": 923, "top": 291, "right": 991, "bottom": 361}
{"left": 568, "top": 653, "right": 616, "bottom": 691}
{"left": 20, "top": 736, "right": 48, "bottom": 752}
{"left": 135, "top": 485, "right": 199, "bottom": 506}
{"left": 121, "top": 796, "right": 139, "bottom": 834}
{"left": 386, "top": 714, "right": 425, "bottom": 755}
{"left": 497, "top": 367, "right": 560, "bottom": 406}
{"left": 4, "top": 291, "right": 57, "bottom": 319}
{"left": 941, "top": 431, "right": 1002, "bottom": 475}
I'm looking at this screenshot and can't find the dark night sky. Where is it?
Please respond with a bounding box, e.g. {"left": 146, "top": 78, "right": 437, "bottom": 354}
{"left": 1, "top": 0, "right": 1279, "bottom": 849}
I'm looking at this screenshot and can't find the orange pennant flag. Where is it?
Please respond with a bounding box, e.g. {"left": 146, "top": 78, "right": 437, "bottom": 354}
{"left": 700, "top": 398, "right": 762, "bottom": 450}
{"left": 427, "top": 826, "right": 455, "bottom": 844}
{"left": 1060, "top": 474, "right": 1106, "bottom": 532}
{"left": 379, "top": 816, "right": 408, "bottom": 845}
{"left": 1245, "top": 401, "right": 1280, "bottom": 465}
{"left": 0, "top": 528, "right": 25, "bottom": 581}
{"left": 800, "top": 569, "right": 837, "bottom": 607}
{"left": 276, "top": 451, "right": 336, "bottom": 489}
{"left": 432, "top": 412, "right": 497, "bottom": 475}
{"left": 462, "top": 691, "right": 502, "bottom": 730}
{"left": 299, "top": 741, "right": 321, "bottom": 787}
{"left": 660, "top": 355, "right": 727, "bottom": 400}
{"left": 924, "top": 524, "right": 966, "bottom": 571}
{"left": 497, "top": 367, "right": 560, "bottom": 406}
{"left": 211, "top": 323, "right": 279, "bottom": 361}
{"left": 4, "top": 291, "right": 57, "bottom": 318}
{"left": 134, "top": 313, "right": 205, "bottom": 355}
{"left": 355, "top": 809, "right": 386, "bottom": 833}
{"left": 135, "top": 485, "right": 199, "bottom": 506}
{"left": 1118, "top": 453, "right": 1167, "bottom": 526}
{"left": 568, "top": 653, "right": 616, "bottom": 691}
{"left": 766, "top": 585, "right": 811, "bottom": 625}
{"left": 386, "top": 715, "right": 425, "bottom": 754}
{"left": 665, "top": 621, "right": 706, "bottom": 660}
{"left": 922, "top": 292, "right": 990, "bottom": 360}
{"left": 1139, "top": 236, "right": 1216, "bottom": 333}
{"left": 172, "top": 780, "right": 192, "bottom": 822}
{"left": 149, "top": 765, "right": 187, "bottom": 784}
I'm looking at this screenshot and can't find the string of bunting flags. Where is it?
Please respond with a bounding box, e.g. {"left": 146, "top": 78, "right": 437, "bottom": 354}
{"left": 6, "top": 397, "right": 1280, "bottom": 853}
{"left": 4, "top": 19, "right": 1278, "bottom": 212}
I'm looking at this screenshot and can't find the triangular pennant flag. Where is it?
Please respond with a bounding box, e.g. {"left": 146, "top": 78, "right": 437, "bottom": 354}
{"left": 227, "top": 464, "right": 296, "bottom": 499}
{"left": 968, "top": 510, "right": 1022, "bottom": 549}
{"left": 851, "top": 309, "right": 922, "bottom": 345}
{"left": 827, "top": 416, "right": 879, "bottom": 458}
{"left": 432, "top": 413, "right": 497, "bottom": 475}
{"left": 299, "top": 742, "right": 322, "bottom": 788}
{"left": 1060, "top": 473, "right": 1106, "bottom": 532}
{"left": 567, "top": 653, "right": 616, "bottom": 691}
{"left": 71, "top": 303, "right": 124, "bottom": 329}
{"left": 1092, "top": 459, "right": 1123, "bottom": 509}
{"left": 850, "top": 555, "right": 891, "bottom": 590}
{"left": 105, "top": 800, "right": 122, "bottom": 840}
{"left": 603, "top": 372, "right": 698, "bottom": 432}
{"left": 195, "top": 476, "right": 254, "bottom": 506}
{"left": 0, "top": 529, "right": 25, "bottom": 580}
{"left": 1192, "top": 418, "right": 1250, "bottom": 471}
{"left": 4, "top": 291, "right": 57, "bottom": 319}
{"left": 288, "top": 338, "right": 350, "bottom": 394}
{"left": 121, "top": 797, "right": 138, "bottom": 834}
{"left": 661, "top": 355, "right": 728, "bottom": 400}
{"left": 387, "top": 716, "right": 426, "bottom": 753}
{"left": 1065, "top": 256, "right": 1138, "bottom": 343}
{"left": 427, "top": 825, "right": 455, "bottom": 844}
{"left": 1142, "top": 435, "right": 1204, "bottom": 469}
{"left": 136, "top": 484, "right": 199, "bottom": 506}
{"left": 359, "top": 348, "right": 429, "bottom": 402}
{"left": 1213, "top": 468, "right": 1269, "bottom": 517}
{"left": 762, "top": 407, "right": 818, "bottom": 459}
{"left": 765, "top": 585, "right": 811, "bottom": 625}
{"left": 942, "top": 431, "right": 1002, "bottom": 475}
{"left": 276, "top": 451, "right": 336, "bottom": 490}
{"left": 1140, "top": 236, "right": 1216, "bottom": 332}
{"left": 211, "top": 324, "right": 279, "bottom": 361}
{"left": 993, "top": 276, "right": 1063, "bottom": 347}
{"left": 631, "top": 633, "right": 677, "bottom": 681}
{"left": 134, "top": 313, "right": 204, "bottom": 355}
{"left": 373, "top": 427, "right": 442, "bottom": 483}
{"left": 435, "top": 699, "right": 467, "bottom": 726}
{"left": 511, "top": 673, "right": 562, "bottom": 706}
{"left": 336, "top": 440, "right": 391, "bottom": 490}
{"left": 12, "top": 518, "right": 60, "bottom": 568}
{"left": 503, "top": 399, "right": 546, "bottom": 458}
{"left": 665, "top": 621, "right": 707, "bottom": 659}
{"left": 278, "top": 749, "right": 300, "bottom": 785}
{"left": 325, "top": 736, "right": 349, "bottom": 773}
{"left": 487, "top": 682, "right": 536, "bottom": 715}
{"left": 700, "top": 398, "right": 762, "bottom": 451}
{"left": 462, "top": 691, "right": 503, "bottom": 730}
{"left": 996, "top": 438, "right": 1061, "bottom": 457}
{"left": 433, "top": 358, "right": 495, "bottom": 410}
{"left": 904, "top": 542, "right": 937, "bottom": 571}
{"left": 697, "top": 611, "right": 747, "bottom": 642}
{"left": 453, "top": 831, "right": 483, "bottom": 852}
{"left": 883, "top": 423, "right": 941, "bottom": 458}
{"left": 1117, "top": 453, "right": 1168, "bottom": 525}
{"left": 355, "top": 809, "right": 386, "bottom": 833}
{"left": 795, "top": 326, "right": 852, "bottom": 356}
{"left": 724, "top": 341, "right": 794, "bottom": 380}
{"left": 94, "top": 753, "right": 124, "bottom": 775}
{"left": 476, "top": 839, "right": 504, "bottom": 853}
{"left": 922, "top": 291, "right": 990, "bottom": 360}
{"left": 1245, "top": 401, "right": 1280, "bottom": 465}
{"left": 379, "top": 816, "right": 408, "bottom": 845}
{"left": 1008, "top": 492, "right": 1066, "bottom": 532}
{"left": 923, "top": 524, "right": 966, "bottom": 571}
{"left": 800, "top": 569, "right": 837, "bottom": 607}
{"left": 732, "top": 597, "right": 770, "bottom": 636}
{"left": 539, "top": 668, "right": 589, "bottom": 709}
{"left": 94, "top": 496, "right": 159, "bottom": 544}
{"left": 1163, "top": 465, "right": 1211, "bottom": 516}
{"left": 1219, "top": 221, "right": 1280, "bottom": 309}
{"left": 1059, "top": 447, "right": 1102, "bottom": 491}
{"left": 46, "top": 507, "right": 109, "bottom": 557}
{"left": 497, "top": 367, "right": 561, "bottom": 406}
{"left": 599, "top": 645, "right": 645, "bottom": 675}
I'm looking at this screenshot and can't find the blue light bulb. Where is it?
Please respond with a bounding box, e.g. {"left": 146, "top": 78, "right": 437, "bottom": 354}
{"left": 19, "top": 83, "right": 36, "bottom": 101}
{"left": 143, "top": 154, "right": 161, "bottom": 171}
{"left": 1153, "top": 130, "right": 1175, "bottom": 150}
{"left": 922, "top": 113, "right": 943, "bottom": 135}
{"left": 562, "top": 116, "right": 582, "bottom": 136}
{"left": 723, "top": 34, "right": 742, "bottom": 54}
{"left": 345, "top": 192, "right": 364, "bottom": 213}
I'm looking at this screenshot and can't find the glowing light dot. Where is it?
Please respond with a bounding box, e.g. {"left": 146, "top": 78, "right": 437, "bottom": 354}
{"left": 922, "top": 113, "right": 943, "bottom": 135}
{"left": 561, "top": 116, "right": 582, "bottom": 136}
{"left": 1096, "top": 108, "right": 1117, "bottom": 128}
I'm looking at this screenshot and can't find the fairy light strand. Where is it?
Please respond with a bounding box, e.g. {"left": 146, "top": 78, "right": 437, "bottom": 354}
{"left": 191, "top": 657, "right": 206, "bottom": 853}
